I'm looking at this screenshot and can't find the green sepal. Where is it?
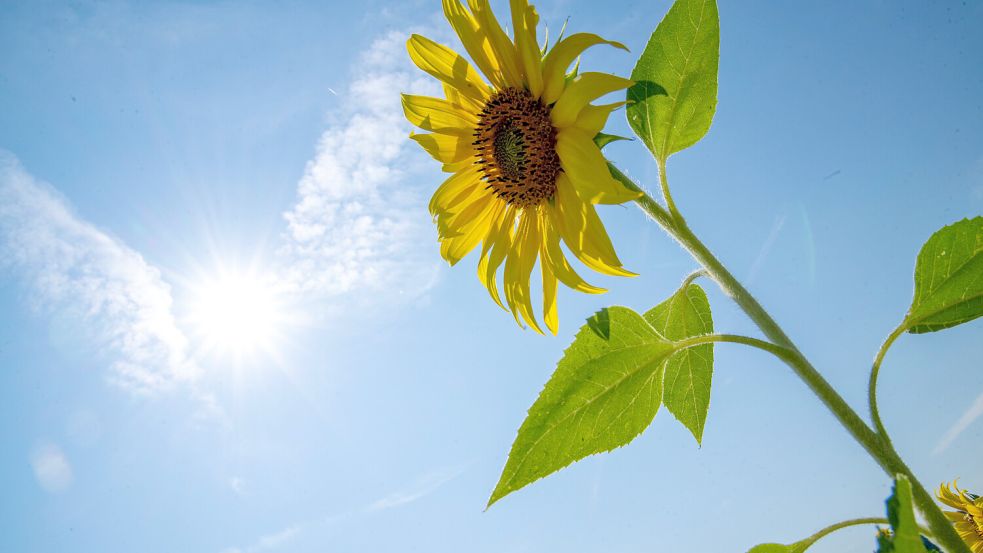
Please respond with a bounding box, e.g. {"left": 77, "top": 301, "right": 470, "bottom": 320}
{"left": 593, "top": 132, "right": 631, "bottom": 150}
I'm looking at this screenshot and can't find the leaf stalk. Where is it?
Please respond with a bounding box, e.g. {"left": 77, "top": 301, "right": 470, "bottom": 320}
{"left": 868, "top": 323, "right": 907, "bottom": 446}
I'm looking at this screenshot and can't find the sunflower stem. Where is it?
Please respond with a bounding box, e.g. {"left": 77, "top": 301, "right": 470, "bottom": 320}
{"left": 611, "top": 166, "right": 970, "bottom": 553}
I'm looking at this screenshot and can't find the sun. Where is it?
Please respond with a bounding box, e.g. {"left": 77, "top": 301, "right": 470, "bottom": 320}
{"left": 187, "top": 269, "right": 286, "bottom": 360}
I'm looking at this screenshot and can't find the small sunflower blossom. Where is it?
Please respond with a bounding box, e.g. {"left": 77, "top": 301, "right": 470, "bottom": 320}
{"left": 937, "top": 480, "right": 983, "bottom": 553}
{"left": 403, "top": 0, "right": 640, "bottom": 335}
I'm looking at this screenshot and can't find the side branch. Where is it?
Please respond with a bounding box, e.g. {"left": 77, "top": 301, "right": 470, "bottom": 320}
{"left": 609, "top": 164, "right": 970, "bottom": 553}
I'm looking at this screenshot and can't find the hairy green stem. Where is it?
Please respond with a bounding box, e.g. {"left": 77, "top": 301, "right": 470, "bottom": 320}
{"left": 609, "top": 165, "right": 969, "bottom": 553}
{"left": 869, "top": 323, "right": 907, "bottom": 445}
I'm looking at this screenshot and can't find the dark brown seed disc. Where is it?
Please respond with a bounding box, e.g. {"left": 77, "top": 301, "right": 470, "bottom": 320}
{"left": 472, "top": 87, "right": 561, "bottom": 208}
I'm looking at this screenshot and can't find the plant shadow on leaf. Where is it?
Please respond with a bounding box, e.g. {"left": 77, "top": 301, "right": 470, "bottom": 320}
{"left": 587, "top": 307, "right": 611, "bottom": 339}
{"left": 627, "top": 80, "right": 669, "bottom": 104}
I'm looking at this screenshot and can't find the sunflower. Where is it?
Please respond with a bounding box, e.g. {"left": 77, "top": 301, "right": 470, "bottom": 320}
{"left": 402, "top": 0, "right": 640, "bottom": 334}
{"left": 937, "top": 480, "right": 983, "bottom": 553}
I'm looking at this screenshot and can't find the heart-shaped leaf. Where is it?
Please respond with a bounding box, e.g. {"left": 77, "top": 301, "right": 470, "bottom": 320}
{"left": 626, "top": 0, "right": 719, "bottom": 161}
{"left": 644, "top": 283, "right": 714, "bottom": 443}
{"left": 905, "top": 217, "right": 983, "bottom": 333}
{"left": 489, "top": 307, "right": 676, "bottom": 506}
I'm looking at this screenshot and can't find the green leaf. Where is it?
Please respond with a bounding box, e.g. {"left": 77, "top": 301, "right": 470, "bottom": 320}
{"left": 644, "top": 283, "right": 714, "bottom": 443}
{"left": 877, "top": 475, "right": 931, "bottom": 553}
{"left": 593, "top": 132, "right": 631, "bottom": 150}
{"left": 905, "top": 217, "right": 983, "bottom": 333}
{"left": 626, "top": 0, "right": 719, "bottom": 161}
{"left": 488, "top": 307, "right": 676, "bottom": 507}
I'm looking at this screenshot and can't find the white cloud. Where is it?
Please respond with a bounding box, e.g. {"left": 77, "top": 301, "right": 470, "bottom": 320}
{"left": 30, "top": 442, "right": 73, "bottom": 493}
{"left": 933, "top": 388, "right": 983, "bottom": 456}
{"left": 229, "top": 476, "right": 245, "bottom": 496}
{"left": 278, "top": 30, "right": 442, "bottom": 304}
{"left": 366, "top": 464, "right": 466, "bottom": 512}
{"left": 0, "top": 152, "right": 198, "bottom": 395}
{"left": 0, "top": 27, "right": 450, "bottom": 408}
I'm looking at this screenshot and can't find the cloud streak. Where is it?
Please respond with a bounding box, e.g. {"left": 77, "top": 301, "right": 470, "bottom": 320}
{"left": 219, "top": 463, "right": 467, "bottom": 553}
{"left": 220, "top": 525, "right": 301, "bottom": 553}
{"left": 0, "top": 152, "right": 197, "bottom": 395}
{"left": 933, "top": 388, "right": 983, "bottom": 456}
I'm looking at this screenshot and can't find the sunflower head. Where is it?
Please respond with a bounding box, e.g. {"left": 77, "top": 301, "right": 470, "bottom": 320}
{"left": 403, "top": 0, "right": 640, "bottom": 335}
{"left": 937, "top": 480, "right": 983, "bottom": 553}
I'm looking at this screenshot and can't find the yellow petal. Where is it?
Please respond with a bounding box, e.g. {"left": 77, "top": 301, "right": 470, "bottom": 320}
{"left": 556, "top": 127, "right": 641, "bottom": 205}
{"left": 436, "top": 188, "right": 495, "bottom": 238}
{"left": 429, "top": 164, "right": 481, "bottom": 216}
{"left": 541, "top": 246, "right": 559, "bottom": 335}
{"left": 510, "top": 0, "right": 543, "bottom": 98}
{"left": 938, "top": 481, "right": 967, "bottom": 510}
{"left": 441, "top": 157, "right": 475, "bottom": 173}
{"left": 542, "top": 33, "right": 628, "bottom": 103}
{"left": 575, "top": 101, "right": 626, "bottom": 136}
{"left": 407, "top": 34, "right": 490, "bottom": 101}
{"left": 467, "top": 0, "right": 524, "bottom": 88}
{"left": 552, "top": 174, "right": 635, "bottom": 277}
{"left": 502, "top": 215, "right": 527, "bottom": 326}
{"left": 504, "top": 213, "right": 544, "bottom": 333}
{"left": 439, "top": 195, "right": 497, "bottom": 265}
{"left": 442, "top": 0, "right": 506, "bottom": 89}
{"left": 551, "top": 72, "right": 634, "bottom": 128}
{"left": 402, "top": 94, "right": 476, "bottom": 134}
{"left": 540, "top": 209, "right": 606, "bottom": 294}
{"left": 409, "top": 132, "right": 472, "bottom": 165}
{"left": 477, "top": 204, "right": 516, "bottom": 309}
{"left": 442, "top": 82, "right": 484, "bottom": 113}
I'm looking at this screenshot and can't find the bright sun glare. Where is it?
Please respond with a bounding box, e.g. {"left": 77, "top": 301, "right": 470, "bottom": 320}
{"left": 189, "top": 271, "right": 285, "bottom": 359}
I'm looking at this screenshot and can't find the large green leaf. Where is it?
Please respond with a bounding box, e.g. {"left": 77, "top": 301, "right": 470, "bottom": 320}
{"left": 876, "top": 475, "right": 930, "bottom": 553}
{"left": 644, "top": 283, "right": 714, "bottom": 443}
{"left": 488, "top": 307, "right": 676, "bottom": 507}
{"left": 905, "top": 217, "right": 983, "bottom": 333}
{"left": 626, "top": 0, "right": 719, "bottom": 161}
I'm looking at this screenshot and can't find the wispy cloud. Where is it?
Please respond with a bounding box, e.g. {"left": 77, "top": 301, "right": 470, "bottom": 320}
{"left": 933, "top": 388, "right": 983, "bottom": 456}
{"left": 0, "top": 27, "right": 446, "bottom": 408}
{"left": 30, "top": 442, "right": 73, "bottom": 493}
{"left": 0, "top": 152, "right": 198, "bottom": 395}
{"left": 278, "top": 30, "right": 442, "bottom": 305}
{"left": 366, "top": 464, "right": 467, "bottom": 512}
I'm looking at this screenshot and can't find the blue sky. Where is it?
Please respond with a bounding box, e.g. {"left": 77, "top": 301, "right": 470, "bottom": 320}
{"left": 1, "top": 1, "right": 981, "bottom": 552}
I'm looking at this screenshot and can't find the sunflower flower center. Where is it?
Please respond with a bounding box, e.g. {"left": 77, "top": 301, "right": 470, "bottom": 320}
{"left": 474, "top": 87, "right": 560, "bottom": 208}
